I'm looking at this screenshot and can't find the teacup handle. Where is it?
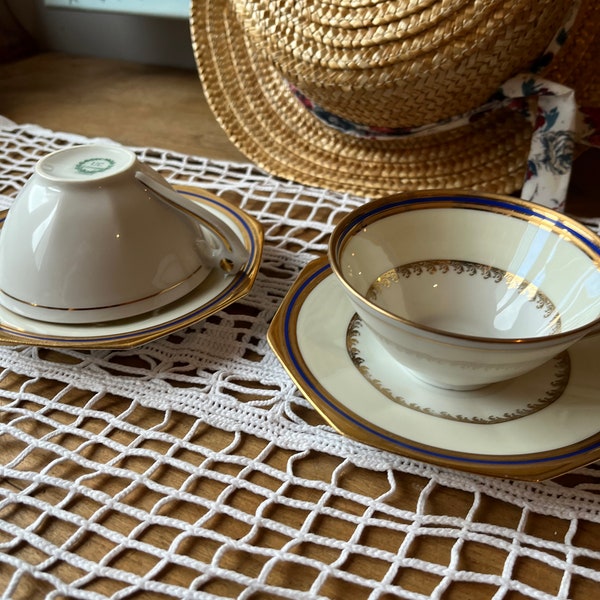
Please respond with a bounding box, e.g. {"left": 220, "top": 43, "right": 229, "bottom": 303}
{"left": 136, "top": 171, "right": 249, "bottom": 274}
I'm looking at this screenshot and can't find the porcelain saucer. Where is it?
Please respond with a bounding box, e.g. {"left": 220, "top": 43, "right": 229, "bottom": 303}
{"left": 0, "top": 186, "right": 263, "bottom": 349}
{"left": 268, "top": 257, "right": 600, "bottom": 480}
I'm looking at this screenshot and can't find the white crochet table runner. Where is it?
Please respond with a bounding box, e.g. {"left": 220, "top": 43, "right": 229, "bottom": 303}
{"left": 1, "top": 119, "right": 600, "bottom": 600}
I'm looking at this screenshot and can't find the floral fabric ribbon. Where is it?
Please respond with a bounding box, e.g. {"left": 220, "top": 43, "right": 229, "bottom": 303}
{"left": 498, "top": 76, "right": 598, "bottom": 212}
{"left": 289, "top": 2, "right": 600, "bottom": 213}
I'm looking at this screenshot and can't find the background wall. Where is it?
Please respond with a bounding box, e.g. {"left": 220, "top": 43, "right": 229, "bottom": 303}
{"left": 2, "top": 0, "right": 195, "bottom": 69}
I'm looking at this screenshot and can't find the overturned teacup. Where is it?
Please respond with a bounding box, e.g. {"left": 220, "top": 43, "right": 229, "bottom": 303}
{"left": 329, "top": 190, "right": 600, "bottom": 390}
{"left": 0, "top": 144, "right": 249, "bottom": 324}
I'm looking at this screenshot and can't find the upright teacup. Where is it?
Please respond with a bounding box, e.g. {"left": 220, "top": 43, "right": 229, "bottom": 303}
{"left": 329, "top": 190, "right": 600, "bottom": 390}
{"left": 0, "top": 144, "right": 249, "bottom": 323}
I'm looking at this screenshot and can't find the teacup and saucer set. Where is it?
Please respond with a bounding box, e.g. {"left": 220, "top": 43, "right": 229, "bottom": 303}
{"left": 0, "top": 144, "right": 263, "bottom": 348}
{"left": 3, "top": 147, "right": 600, "bottom": 480}
{"left": 268, "top": 191, "right": 600, "bottom": 481}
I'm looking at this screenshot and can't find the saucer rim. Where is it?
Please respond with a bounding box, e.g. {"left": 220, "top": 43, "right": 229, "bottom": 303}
{"left": 0, "top": 186, "right": 263, "bottom": 349}
{"left": 267, "top": 256, "right": 600, "bottom": 481}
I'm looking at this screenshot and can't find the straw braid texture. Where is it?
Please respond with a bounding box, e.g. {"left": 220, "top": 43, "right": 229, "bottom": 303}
{"left": 193, "top": 1, "right": 530, "bottom": 196}
{"left": 235, "top": 0, "right": 570, "bottom": 126}
{"left": 544, "top": 1, "right": 600, "bottom": 108}
{"left": 191, "top": 0, "right": 599, "bottom": 198}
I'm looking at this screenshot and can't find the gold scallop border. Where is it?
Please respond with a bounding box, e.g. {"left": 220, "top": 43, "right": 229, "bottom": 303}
{"left": 346, "top": 314, "right": 570, "bottom": 424}
{"left": 328, "top": 190, "right": 600, "bottom": 347}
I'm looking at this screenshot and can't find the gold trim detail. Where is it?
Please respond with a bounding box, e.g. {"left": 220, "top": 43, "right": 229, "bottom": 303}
{"left": 328, "top": 192, "right": 600, "bottom": 347}
{"left": 369, "top": 259, "right": 561, "bottom": 334}
{"left": 346, "top": 314, "right": 570, "bottom": 424}
{"left": 0, "top": 260, "right": 210, "bottom": 313}
{"left": 267, "top": 257, "right": 600, "bottom": 481}
{"left": 0, "top": 186, "right": 264, "bottom": 348}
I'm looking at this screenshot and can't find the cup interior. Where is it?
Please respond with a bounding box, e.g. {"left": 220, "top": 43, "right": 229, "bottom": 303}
{"left": 367, "top": 259, "right": 561, "bottom": 339}
{"left": 331, "top": 193, "right": 600, "bottom": 341}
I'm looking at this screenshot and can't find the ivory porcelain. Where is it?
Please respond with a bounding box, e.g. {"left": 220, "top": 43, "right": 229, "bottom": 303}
{"left": 0, "top": 187, "right": 263, "bottom": 348}
{"left": 328, "top": 191, "right": 600, "bottom": 390}
{"left": 268, "top": 258, "right": 600, "bottom": 480}
{"left": 0, "top": 145, "right": 249, "bottom": 324}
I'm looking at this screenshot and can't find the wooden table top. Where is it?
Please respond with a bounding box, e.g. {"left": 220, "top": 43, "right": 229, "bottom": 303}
{"left": 1, "top": 52, "right": 599, "bottom": 600}
{"left": 0, "top": 52, "right": 246, "bottom": 162}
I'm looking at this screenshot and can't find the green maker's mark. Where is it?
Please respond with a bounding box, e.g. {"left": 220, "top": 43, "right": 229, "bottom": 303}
{"left": 75, "top": 157, "right": 116, "bottom": 175}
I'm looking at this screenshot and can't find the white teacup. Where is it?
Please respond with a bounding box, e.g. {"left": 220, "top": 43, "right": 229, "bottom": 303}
{"left": 329, "top": 190, "right": 600, "bottom": 390}
{"left": 0, "top": 144, "right": 249, "bottom": 324}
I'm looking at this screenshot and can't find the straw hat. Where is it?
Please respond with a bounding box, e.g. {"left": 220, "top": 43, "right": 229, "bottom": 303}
{"left": 190, "top": 0, "right": 600, "bottom": 198}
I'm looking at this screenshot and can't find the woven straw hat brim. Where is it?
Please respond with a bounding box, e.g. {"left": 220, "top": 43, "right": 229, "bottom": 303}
{"left": 190, "top": 0, "right": 598, "bottom": 198}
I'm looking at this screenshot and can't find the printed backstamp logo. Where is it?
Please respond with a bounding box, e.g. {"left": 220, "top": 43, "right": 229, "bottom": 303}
{"left": 75, "top": 157, "right": 116, "bottom": 175}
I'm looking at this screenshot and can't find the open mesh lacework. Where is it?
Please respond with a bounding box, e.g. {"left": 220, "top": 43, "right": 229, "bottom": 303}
{"left": 0, "top": 121, "right": 600, "bottom": 599}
